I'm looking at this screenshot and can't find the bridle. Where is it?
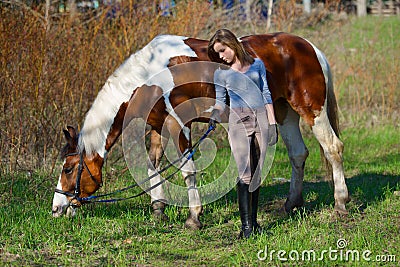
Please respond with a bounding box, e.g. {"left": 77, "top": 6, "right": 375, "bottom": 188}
{"left": 54, "top": 124, "right": 215, "bottom": 206}
{"left": 54, "top": 151, "right": 102, "bottom": 207}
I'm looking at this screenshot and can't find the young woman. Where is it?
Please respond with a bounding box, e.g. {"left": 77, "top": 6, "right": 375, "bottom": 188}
{"left": 208, "top": 29, "right": 278, "bottom": 238}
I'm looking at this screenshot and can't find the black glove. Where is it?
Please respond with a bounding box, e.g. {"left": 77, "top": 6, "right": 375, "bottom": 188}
{"left": 268, "top": 124, "right": 278, "bottom": 146}
{"left": 209, "top": 109, "right": 221, "bottom": 130}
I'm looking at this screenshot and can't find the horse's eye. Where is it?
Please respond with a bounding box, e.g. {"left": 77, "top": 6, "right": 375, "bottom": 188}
{"left": 64, "top": 167, "right": 73, "bottom": 175}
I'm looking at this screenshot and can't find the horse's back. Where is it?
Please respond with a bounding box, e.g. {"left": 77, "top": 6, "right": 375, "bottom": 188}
{"left": 150, "top": 33, "right": 329, "bottom": 126}
{"left": 241, "top": 33, "right": 328, "bottom": 126}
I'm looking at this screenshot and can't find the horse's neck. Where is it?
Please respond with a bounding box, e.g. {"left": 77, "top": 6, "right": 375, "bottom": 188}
{"left": 79, "top": 35, "right": 206, "bottom": 157}
{"left": 78, "top": 51, "right": 147, "bottom": 157}
{"left": 104, "top": 102, "right": 129, "bottom": 152}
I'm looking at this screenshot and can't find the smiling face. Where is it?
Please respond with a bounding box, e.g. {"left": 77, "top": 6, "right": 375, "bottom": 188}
{"left": 212, "top": 42, "right": 237, "bottom": 64}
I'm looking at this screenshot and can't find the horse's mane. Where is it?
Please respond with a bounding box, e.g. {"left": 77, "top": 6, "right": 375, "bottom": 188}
{"left": 78, "top": 35, "right": 197, "bottom": 157}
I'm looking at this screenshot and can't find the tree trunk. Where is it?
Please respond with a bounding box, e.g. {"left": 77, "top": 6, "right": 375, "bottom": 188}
{"left": 357, "top": 0, "right": 367, "bottom": 16}
{"left": 266, "top": 0, "right": 273, "bottom": 31}
{"left": 45, "top": 0, "right": 50, "bottom": 32}
{"left": 303, "top": 0, "right": 311, "bottom": 13}
{"left": 245, "top": 0, "right": 252, "bottom": 23}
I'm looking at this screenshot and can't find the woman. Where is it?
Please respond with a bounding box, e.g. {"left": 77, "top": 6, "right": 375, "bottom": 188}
{"left": 208, "top": 29, "right": 278, "bottom": 238}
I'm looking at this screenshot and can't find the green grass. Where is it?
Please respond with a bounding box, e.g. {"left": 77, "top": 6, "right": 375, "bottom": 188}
{"left": 1, "top": 123, "right": 399, "bottom": 266}
{"left": 301, "top": 16, "right": 400, "bottom": 126}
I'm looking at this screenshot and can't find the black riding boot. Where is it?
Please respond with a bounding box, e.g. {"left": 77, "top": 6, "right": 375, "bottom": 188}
{"left": 251, "top": 186, "right": 262, "bottom": 234}
{"left": 237, "top": 179, "right": 252, "bottom": 239}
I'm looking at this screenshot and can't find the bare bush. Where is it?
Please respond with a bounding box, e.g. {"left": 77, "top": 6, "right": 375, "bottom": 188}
{"left": 1, "top": 0, "right": 398, "bottom": 176}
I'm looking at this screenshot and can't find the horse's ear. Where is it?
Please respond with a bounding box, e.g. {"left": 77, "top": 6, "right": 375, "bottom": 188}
{"left": 63, "top": 126, "right": 78, "bottom": 146}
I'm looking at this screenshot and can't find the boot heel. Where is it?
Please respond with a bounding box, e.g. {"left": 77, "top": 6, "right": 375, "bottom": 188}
{"left": 237, "top": 179, "right": 252, "bottom": 239}
{"left": 251, "top": 187, "right": 263, "bottom": 234}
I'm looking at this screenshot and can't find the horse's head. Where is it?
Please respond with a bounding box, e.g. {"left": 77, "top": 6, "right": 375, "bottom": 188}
{"left": 52, "top": 126, "right": 104, "bottom": 217}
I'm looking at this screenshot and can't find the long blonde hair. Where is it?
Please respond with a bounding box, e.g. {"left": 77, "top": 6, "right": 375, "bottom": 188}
{"left": 208, "top": 29, "right": 254, "bottom": 66}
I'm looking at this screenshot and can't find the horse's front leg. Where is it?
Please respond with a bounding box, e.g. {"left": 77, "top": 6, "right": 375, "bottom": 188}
{"left": 148, "top": 130, "right": 169, "bottom": 221}
{"left": 165, "top": 116, "right": 203, "bottom": 229}
{"left": 182, "top": 158, "right": 203, "bottom": 229}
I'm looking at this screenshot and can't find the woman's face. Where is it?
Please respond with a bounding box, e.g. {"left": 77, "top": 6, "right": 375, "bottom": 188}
{"left": 213, "top": 42, "right": 236, "bottom": 64}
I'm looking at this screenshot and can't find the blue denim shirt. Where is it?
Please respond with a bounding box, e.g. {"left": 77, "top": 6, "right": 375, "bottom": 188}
{"left": 214, "top": 58, "right": 272, "bottom": 110}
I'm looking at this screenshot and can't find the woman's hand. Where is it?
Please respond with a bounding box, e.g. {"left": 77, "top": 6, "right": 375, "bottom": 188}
{"left": 209, "top": 109, "right": 221, "bottom": 130}
{"left": 268, "top": 124, "right": 278, "bottom": 146}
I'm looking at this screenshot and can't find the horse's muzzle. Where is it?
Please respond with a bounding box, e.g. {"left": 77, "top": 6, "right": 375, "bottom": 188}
{"left": 52, "top": 204, "right": 77, "bottom": 217}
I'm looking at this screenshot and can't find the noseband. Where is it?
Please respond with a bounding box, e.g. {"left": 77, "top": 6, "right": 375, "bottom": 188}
{"left": 54, "top": 151, "right": 102, "bottom": 207}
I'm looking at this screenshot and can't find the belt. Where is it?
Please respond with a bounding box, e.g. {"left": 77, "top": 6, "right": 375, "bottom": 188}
{"left": 231, "top": 107, "right": 265, "bottom": 113}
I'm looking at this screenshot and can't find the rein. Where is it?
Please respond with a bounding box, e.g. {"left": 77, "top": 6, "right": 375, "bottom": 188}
{"left": 54, "top": 151, "right": 102, "bottom": 205}
{"left": 55, "top": 124, "right": 215, "bottom": 205}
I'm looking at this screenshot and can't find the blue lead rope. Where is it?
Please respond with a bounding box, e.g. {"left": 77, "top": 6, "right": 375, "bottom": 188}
{"left": 79, "top": 124, "right": 215, "bottom": 203}
{"left": 186, "top": 123, "right": 215, "bottom": 160}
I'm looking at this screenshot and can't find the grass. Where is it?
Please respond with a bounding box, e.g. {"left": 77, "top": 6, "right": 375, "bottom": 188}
{"left": 326, "top": 16, "right": 400, "bottom": 124}
{"left": 1, "top": 123, "right": 399, "bottom": 266}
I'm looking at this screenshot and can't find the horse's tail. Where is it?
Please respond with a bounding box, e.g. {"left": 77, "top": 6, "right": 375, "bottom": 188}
{"left": 320, "top": 62, "right": 340, "bottom": 181}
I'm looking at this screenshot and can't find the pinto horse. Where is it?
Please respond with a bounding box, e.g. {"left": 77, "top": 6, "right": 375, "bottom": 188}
{"left": 52, "top": 33, "right": 349, "bottom": 229}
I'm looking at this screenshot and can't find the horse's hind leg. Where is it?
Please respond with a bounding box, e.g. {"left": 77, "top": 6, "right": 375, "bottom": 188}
{"left": 148, "top": 130, "right": 169, "bottom": 221}
{"left": 276, "top": 101, "right": 309, "bottom": 212}
{"left": 312, "top": 108, "right": 349, "bottom": 215}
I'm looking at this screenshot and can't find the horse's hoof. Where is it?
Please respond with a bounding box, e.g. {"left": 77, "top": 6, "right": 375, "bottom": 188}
{"left": 153, "top": 210, "right": 169, "bottom": 222}
{"left": 184, "top": 216, "right": 202, "bottom": 230}
{"left": 277, "top": 206, "right": 288, "bottom": 216}
{"left": 334, "top": 205, "right": 349, "bottom": 217}
{"left": 284, "top": 196, "right": 304, "bottom": 213}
